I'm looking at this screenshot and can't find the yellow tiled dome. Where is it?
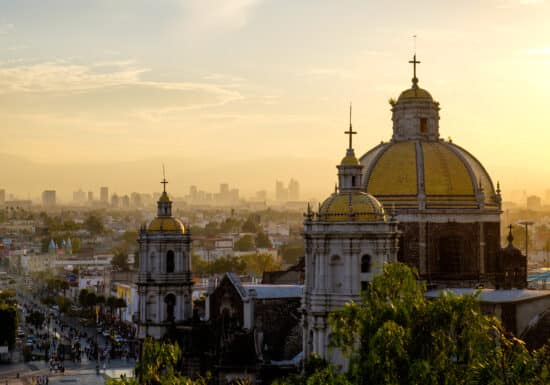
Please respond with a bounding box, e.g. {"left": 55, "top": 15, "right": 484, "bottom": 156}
{"left": 148, "top": 217, "right": 185, "bottom": 233}
{"left": 360, "top": 140, "right": 498, "bottom": 209}
{"left": 340, "top": 154, "right": 360, "bottom": 166}
{"left": 158, "top": 191, "right": 170, "bottom": 203}
{"left": 397, "top": 86, "right": 433, "bottom": 102}
{"left": 319, "top": 191, "right": 386, "bottom": 222}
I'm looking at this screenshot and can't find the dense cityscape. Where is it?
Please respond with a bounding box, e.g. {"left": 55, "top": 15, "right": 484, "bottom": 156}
{"left": 2, "top": 1, "right": 550, "bottom": 384}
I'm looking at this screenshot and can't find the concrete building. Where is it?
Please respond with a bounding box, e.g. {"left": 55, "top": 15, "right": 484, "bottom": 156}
{"left": 100, "top": 186, "right": 109, "bottom": 204}
{"left": 42, "top": 190, "right": 56, "bottom": 207}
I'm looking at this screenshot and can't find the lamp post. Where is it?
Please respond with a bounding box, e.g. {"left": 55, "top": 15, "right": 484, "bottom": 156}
{"left": 517, "top": 221, "right": 534, "bottom": 259}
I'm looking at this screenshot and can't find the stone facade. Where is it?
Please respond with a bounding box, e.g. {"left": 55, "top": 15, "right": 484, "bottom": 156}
{"left": 136, "top": 188, "right": 193, "bottom": 340}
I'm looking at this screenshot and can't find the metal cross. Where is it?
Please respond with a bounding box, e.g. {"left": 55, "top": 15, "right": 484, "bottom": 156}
{"left": 161, "top": 164, "right": 168, "bottom": 192}
{"left": 409, "top": 53, "right": 421, "bottom": 79}
{"left": 344, "top": 103, "right": 356, "bottom": 149}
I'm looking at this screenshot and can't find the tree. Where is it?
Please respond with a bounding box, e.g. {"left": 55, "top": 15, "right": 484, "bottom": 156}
{"left": 105, "top": 337, "right": 213, "bottom": 385}
{"left": 0, "top": 303, "right": 17, "bottom": 349}
{"left": 26, "top": 311, "right": 45, "bottom": 329}
{"left": 111, "top": 249, "right": 130, "bottom": 271}
{"left": 242, "top": 253, "right": 281, "bottom": 276}
{"left": 234, "top": 235, "right": 255, "bottom": 252}
{"left": 327, "top": 263, "right": 550, "bottom": 385}
{"left": 279, "top": 243, "right": 305, "bottom": 265}
{"left": 241, "top": 216, "right": 258, "bottom": 233}
{"left": 84, "top": 213, "right": 105, "bottom": 236}
{"left": 255, "top": 231, "right": 272, "bottom": 249}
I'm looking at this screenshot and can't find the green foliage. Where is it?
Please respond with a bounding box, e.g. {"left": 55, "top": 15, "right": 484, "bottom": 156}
{"left": 273, "top": 355, "right": 350, "bottom": 385}
{"left": 111, "top": 249, "right": 130, "bottom": 271}
{"left": 279, "top": 243, "right": 305, "bottom": 265}
{"left": 234, "top": 234, "right": 255, "bottom": 252}
{"left": 327, "top": 263, "right": 550, "bottom": 385}
{"left": 192, "top": 254, "right": 247, "bottom": 276}
{"left": 241, "top": 217, "right": 258, "bottom": 233}
{"left": 84, "top": 212, "right": 105, "bottom": 236}
{"left": 255, "top": 230, "right": 272, "bottom": 248}
{"left": 105, "top": 338, "right": 214, "bottom": 385}
{"left": 241, "top": 253, "right": 281, "bottom": 276}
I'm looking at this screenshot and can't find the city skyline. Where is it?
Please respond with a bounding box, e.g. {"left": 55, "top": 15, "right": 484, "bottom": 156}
{"left": 1, "top": 1, "right": 550, "bottom": 199}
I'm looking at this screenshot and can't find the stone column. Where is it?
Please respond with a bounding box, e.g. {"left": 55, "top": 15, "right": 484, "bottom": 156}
{"left": 419, "top": 222, "right": 427, "bottom": 275}
{"left": 479, "top": 222, "right": 485, "bottom": 274}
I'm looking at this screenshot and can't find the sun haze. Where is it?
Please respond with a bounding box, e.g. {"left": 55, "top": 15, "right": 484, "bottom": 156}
{"left": 0, "top": 0, "right": 549, "bottom": 200}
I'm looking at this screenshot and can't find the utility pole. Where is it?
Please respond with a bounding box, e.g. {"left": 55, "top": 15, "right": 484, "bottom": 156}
{"left": 517, "top": 221, "right": 534, "bottom": 259}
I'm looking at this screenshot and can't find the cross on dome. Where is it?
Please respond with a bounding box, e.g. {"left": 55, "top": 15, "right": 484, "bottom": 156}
{"left": 344, "top": 103, "right": 357, "bottom": 150}
{"left": 161, "top": 164, "right": 168, "bottom": 192}
{"left": 409, "top": 53, "right": 421, "bottom": 87}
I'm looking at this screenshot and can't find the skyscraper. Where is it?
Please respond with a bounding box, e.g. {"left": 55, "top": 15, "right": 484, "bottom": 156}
{"left": 288, "top": 178, "right": 300, "bottom": 201}
{"left": 100, "top": 187, "right": 109, "bottom": 203}
{"left": 42, "top": 190, "right": 56, "bottom": 207}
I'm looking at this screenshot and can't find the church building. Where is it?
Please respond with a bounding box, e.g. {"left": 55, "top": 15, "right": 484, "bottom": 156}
{"left": 302, "top": 115, "right": 400, "bottom": 367}
{"left": 136, "top": 178, "right": 193, "bottom": 339}
{"left": 359, "top": 55, "right": 503, "bottom": 288}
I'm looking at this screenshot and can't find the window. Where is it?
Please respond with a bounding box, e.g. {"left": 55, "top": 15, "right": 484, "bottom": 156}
{"left": 166, "top": 250, "right": 175, "bottom": 273}
{"left": 164, "top": 294, "right": 176, "bottom": 322}
{"left": 361, "top": 255, "right": 371, "bottom": 273}
{"left": 420, "top": 117, "right": 428, "bottom": 133}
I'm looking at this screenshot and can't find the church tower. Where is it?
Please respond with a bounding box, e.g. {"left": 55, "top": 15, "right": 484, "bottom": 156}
{"left": 302, "top": 111, "right": 399, "bottom": 368}
{"left": 137, "top": 175, "right": 193, "bottom": 340}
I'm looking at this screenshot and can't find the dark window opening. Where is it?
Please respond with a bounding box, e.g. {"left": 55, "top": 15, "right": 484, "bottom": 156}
{"left": 166, "top": 250, "right": 175, "bottom": 273}
{"left": 420, "top": 118, "right": 428, "bottom": 133}
{"left": 438, "top": 236, "right": 463, "bottom": 273}
{"left": 164, "top": 294, "right": 176, "bottom": 322}
{"left": 361, "top": 255, "right": 371, "bottom": 273}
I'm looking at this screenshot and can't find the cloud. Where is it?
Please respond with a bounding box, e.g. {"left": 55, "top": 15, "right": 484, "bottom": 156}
{"left": 178, "top": 0, "right": 262, "bottom": 35}
{"left": 0, "top": 61, "right": 242, "bottom": 109}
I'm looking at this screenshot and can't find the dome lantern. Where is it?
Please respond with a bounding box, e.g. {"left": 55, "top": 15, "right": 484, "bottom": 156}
{"left": 338, "top": 104, "right": 363, "bottom": 191}
{"left": 391, "top": 54, "right": 440, "bottom": 142}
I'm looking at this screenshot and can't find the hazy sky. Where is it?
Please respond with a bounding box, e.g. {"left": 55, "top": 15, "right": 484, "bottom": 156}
{"left": 1, "top": 0, "right": 550, "bottom": 200}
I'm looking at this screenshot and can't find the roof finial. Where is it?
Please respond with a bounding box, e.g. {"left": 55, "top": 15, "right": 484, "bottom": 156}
{"left": 409, "top": 36, "right": 421, "bottom": 88}
{"left": 507, "top": 224, "right": 514, "bottom": 245}
{"left": 161, "top": 164, "right": 168, "bottom": 193}
{"left": 344, "top": 103, "right": 357, "bottom": 150}
{"left": 496, "top": 181, "right": 501, "bottom": 195}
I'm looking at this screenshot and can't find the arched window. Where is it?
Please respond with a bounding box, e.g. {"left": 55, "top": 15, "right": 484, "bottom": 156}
{"left": 361, "top": 254, "right": 371, "bottom": 273}
{"left": 166, "top": 250, "right": 175, "bottom": 273}
{"left": 164, "top": 294, "right": 176, "bottom": 322}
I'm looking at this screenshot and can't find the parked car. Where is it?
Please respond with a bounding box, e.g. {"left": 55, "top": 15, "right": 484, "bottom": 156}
{"left": 102, "top": 330, "right": 111, "bottom": 337}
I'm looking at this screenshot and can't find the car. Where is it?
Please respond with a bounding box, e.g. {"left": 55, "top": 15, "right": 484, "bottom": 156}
{"left": 114, "top": 335, "right": 123, "bottom": 343}
{"left": 25, "top": 338, "right": 34, "bottom": 346}
{"left": 102, "top": 330, "right": 111, "bottom": 337}
{"left": 96, "top": 326, "right": 103, "bottom": 333}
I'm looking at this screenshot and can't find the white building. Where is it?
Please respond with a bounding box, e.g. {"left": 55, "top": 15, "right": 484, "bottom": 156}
{"left": 302, "top": 122, "right": 399, "bottom": 369}
{"left": 137, "top": 180, "right": 193, "bottom": 339}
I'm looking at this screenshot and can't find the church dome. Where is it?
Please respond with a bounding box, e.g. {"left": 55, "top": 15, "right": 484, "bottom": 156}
{"left": 148, "top": 217, "right": 185, "bottom": 233}
{"left": 360, "top": 140, "right": 499, "bottom": 210}
{"left": 397, "top": 86, "right": 433, "bottom": 102}
{"left": 319, "top": 191, "right": 386, "bottom": 222}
